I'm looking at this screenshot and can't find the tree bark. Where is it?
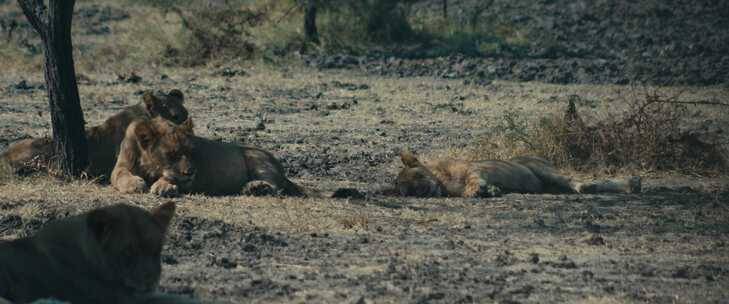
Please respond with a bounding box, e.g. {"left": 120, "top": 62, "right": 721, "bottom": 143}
{"left": 18, "top": 0, "right": 87, "bottom": 177}
{"left": 442, "top": 0, "right": 448, "bottom": 20}
{"left": 303, "top": 0, "right": 319, "bottom": 44}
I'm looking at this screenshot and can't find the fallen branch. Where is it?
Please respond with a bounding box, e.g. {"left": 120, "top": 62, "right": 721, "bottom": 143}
{"left": 659, "top": 99, "right": 729, "bottom": 107}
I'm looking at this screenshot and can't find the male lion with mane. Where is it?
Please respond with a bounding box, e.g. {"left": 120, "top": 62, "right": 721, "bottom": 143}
{"left": 1, "top": 89, "right": 188, "bottom": 180}
{"left": 396, "top": 150, "right": 641, "bottom": 197}
{"left": 111, "top": 118, "right": 305, "bottom": 197}
{"left": 0, "top": 202, "right": 198, "bottom": 304}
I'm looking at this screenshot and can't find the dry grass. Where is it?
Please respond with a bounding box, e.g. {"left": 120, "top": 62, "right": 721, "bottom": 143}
{"left": 467, "top": 86, "right": 729, "bottom": 176}
{"left": 0, "top": 159, "right": 13, "bottom": 185}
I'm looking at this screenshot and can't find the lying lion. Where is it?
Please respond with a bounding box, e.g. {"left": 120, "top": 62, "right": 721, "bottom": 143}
{"left": 395, "top": 150, "right": 641, "bottom": 197}
{"left": 111, "top": 117, "right": 305, "bottom": 197}
{"left": 1, "top": 90, "right": 188, "bottom": 179}
{"left": 0, "top": 202, "right": 198, "bottom": 304}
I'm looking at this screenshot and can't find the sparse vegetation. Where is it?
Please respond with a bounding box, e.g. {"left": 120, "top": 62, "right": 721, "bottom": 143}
{"left": 163, "top": 4, "right": 265, "bottom": 66}
{"left": 0, "top": 0, "right": 529, "bottom": 70}
{"left": 339, "top": 211, "right": 370, "bottom": 230}
{"left": 1, "top": 1, "right": 729, "bottom": 303}
{"left": 472, "top": 88, "right": 729, "bottom": 175}
{"left": 0, "top": 159, "right": 12, "bottom": 184}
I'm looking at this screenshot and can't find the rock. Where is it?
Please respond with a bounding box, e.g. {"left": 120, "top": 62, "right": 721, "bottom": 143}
{"left": 215, "top": 67, "right": 247, "bottom": 77}
{"left": 117, "top": 72, "right": 142, "bottom": 84}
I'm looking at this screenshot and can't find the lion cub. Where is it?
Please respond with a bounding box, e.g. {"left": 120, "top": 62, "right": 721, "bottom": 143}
{"left": 111, "top": 118, "right": 304, "bottom": 197}
{"left": 0, "top": 202, "right": 198, "bottom": 304}
{"left": 1, "top": 90, "right": 188, "bottom": 179}
{"left": 396, "top": 150, "right": 641, "bottom": 197}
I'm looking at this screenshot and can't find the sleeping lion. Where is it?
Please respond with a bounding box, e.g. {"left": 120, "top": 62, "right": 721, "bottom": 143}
{"left": 395, "top": 150, "right": 641, "bottom": 197}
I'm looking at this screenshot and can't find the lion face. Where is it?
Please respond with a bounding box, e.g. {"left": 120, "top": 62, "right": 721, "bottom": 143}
{"left": 86, "top": 202, "right": 176, "bottom": 292}
{"left": 132, "top": 117, "right": 196, "bottom": 188}
{"left": 143, "top": 89, "right": 188, "bottom": 124}
{"left": 395, "top": 150, "right": 444, "bottom": 197}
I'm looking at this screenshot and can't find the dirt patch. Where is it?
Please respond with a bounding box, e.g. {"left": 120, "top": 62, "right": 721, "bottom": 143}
{"left": 1, "top": 185, "right": 727, "bottom": 303}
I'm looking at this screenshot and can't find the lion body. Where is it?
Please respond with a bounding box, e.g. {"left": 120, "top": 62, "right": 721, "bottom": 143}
{"left": 396, "top": 151, "right": 639, "bottom": 197}
{"left": 111, "top": 120, "right": 303, "bottom": 197}
{"left": 0, "top": 202, "right": 196, "bottom": 304}
{"left": 186, "top": 137, "right": 304, "bottom": 196}
{"left": 0, "top": 90, "right": 188, "bottom": 180}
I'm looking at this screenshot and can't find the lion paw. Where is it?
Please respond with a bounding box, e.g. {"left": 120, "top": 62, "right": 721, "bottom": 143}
{"left": 479, "top": 185, "right": 503, "bottom": 197}
{"left": 120, "top": 176, "right": 148, "bottom": 194}
{"left": 151, "top": 179, "right": 179, "bottom": 197}
{"left": 464, "top": 178, "right": 502, "bottom": 198}
{"left": 242, "top": 180, "right": 279, "bottom": 196}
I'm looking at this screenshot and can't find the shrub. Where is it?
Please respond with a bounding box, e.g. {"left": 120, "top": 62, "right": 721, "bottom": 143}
{"left": 473, "top": 89, "right": 729, "bottom": 174}
{"left": 163, "top": 3, "right": 267, "bottom": 66}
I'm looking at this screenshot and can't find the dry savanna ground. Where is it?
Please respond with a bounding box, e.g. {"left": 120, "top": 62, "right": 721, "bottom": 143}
{"left": 1, "top": 65, "right": 728, "bottom": 303}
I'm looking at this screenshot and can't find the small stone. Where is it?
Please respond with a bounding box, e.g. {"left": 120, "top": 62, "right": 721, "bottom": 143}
{"left": 242, "top": 243, "right": 257, "bottom": 252}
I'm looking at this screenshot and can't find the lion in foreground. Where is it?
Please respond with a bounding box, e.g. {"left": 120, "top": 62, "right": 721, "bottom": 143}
{"left": 1, "top": 90, "right": 188, "bottom": 180}
{"left": 111, "top": 118, "right": 305, "bottom": 197}
{"left": 0, "top": 202, "right": 198, "bottom": 304}
{"left": 396, "top": 150, "right": 641, "bottom": 197}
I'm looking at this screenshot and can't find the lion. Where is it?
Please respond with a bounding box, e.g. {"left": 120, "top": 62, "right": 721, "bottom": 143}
{"left": 0, "top": 202, "right": 199, "bottom": 304}
{"left": 395, "top": 150, "right": 641, "bottom": 197}
{"left": 0, "top": 89, "right": 188, "bottom": 180}
{"left": 111, "top": 118, "right": 305, "bottom": 197}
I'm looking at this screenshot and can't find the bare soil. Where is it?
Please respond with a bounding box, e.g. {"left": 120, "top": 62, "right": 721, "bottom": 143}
{"left": 308, "top": 0, "right": 729, "bottom": 86}
{"left": 1, "top": 66, "right": 728, "bottom": 304}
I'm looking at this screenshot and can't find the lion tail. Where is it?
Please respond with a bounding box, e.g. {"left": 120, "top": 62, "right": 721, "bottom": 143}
{"left": 282, "top": 178, "right": 324, "bottom": 198}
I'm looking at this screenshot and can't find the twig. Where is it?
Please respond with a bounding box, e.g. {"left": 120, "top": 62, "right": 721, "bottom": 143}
{"left": 658, "top": 100, "right": 729, "bottom": 107}
{"left": 274, "top": 2, "right": 303, "bottom": 25}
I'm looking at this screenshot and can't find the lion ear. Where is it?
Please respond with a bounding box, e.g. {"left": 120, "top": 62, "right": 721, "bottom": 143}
{"left": 87, "top": 209, "right": 115, "bottom": 242}
{"left": 168, "top": 89, "right": 184, "bottom": 104}
{"left": 142, "top": 90, "right": 159, "bottom": 117}
{"left": 400, "top": 149, "right": 421, "bottom": 168}
{"left": 133, "top": 121, "right": 157, "bottom": 150}
{"left": 150, "top": 201, "right": 176, "bottom": 233}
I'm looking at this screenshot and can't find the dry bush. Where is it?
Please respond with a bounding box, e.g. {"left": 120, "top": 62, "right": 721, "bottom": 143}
{"left": 163, "top": 3, "right": 267, "bottom": 66}
{"left": 473, "top": 88, "right": 729, "bottom": 174}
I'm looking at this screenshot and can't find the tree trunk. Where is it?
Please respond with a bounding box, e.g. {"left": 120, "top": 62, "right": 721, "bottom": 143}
{"left": 442, "top": 0, "right": 448, "bottom": 20}
{"left": 18, "top": 0, "right": 87, "bottom": 177}
{"left": 304, "top": 0, "right": 319, "bottom": 44}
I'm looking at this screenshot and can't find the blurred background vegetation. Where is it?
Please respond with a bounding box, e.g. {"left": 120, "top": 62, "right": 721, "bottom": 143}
{"left": 1, "top": 0, "right": 529, "bottom": 70}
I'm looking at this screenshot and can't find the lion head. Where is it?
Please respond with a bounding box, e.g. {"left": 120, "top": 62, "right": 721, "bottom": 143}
{"left": 126, "top": 117, "right": 196, "bottom": 188}
{"left": 142, "top": 89, "right": 188, "bottom": 124}
{"left": 84, "top": 202, "right": 176, "bottom": 292}
{"left": 395, "top": 150, "right": 444, "bottom": 197}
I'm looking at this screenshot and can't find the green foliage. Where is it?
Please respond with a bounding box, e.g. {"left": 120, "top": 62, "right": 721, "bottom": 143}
{"left": 359, "top": 0, "right": 416, "bottom": 43}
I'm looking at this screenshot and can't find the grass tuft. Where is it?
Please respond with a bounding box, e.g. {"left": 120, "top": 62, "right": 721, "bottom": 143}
{"left": 471, "top": 87, "right": 729, "bottom": 175}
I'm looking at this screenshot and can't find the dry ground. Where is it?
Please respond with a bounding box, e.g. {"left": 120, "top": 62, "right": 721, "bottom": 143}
{"left": 1, "top": 66, "right": 728, "bottom": 303}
